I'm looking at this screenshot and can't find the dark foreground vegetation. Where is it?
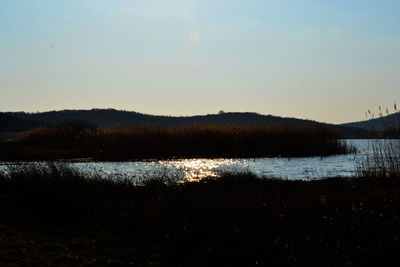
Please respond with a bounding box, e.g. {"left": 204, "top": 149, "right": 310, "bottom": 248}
{"left": 1, "top": 163, "right": 400, "bottom": 266}
{"left": 0, "top": 124, "right": 352, "bottom": 161}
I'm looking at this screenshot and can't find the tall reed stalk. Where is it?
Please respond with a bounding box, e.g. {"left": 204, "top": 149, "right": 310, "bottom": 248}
{"left": 358, "top": 104, "right": 400, "bottom": 179}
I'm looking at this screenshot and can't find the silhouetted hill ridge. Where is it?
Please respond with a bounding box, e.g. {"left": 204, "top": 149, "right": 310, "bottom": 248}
{"left": 341, "top": 112, "right": 400, "bottom": 131}
{"left": 1, "top": 109, "right": 370, "bottom": 137}
{"left": 3, "top": 109, "right": 322, "bottom": 128}
{"left": 0, "top": 113, "right": 43, "bottom": 132}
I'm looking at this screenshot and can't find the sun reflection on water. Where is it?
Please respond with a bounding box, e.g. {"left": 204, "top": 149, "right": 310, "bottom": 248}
{"left": 0, "top": 140, "right": 369, "bottom": 181}
{"left": 157, "top": 158, "right": 238, "bottom": 182}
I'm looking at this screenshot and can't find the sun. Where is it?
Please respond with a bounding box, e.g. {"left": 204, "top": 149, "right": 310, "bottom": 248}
{"left": 188, "top": 32, "right": 201, "bottom": 44}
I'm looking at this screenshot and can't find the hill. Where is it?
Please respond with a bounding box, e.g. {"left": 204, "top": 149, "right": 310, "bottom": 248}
{"left": 3, "top": 109, "right": 323, "bottom": 129}
{"left": 1, "top": 108, "right": 368, "bottom": 137}
{"left": 0, "top": 113, "right": 43, "bottom": 133}
{"left": 341, "top": 112, "right": 400, "bottom": 132}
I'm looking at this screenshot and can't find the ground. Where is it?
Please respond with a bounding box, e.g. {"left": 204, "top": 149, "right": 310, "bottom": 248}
{"left": 1, "top": 171, "right": 400, "bottom": 266}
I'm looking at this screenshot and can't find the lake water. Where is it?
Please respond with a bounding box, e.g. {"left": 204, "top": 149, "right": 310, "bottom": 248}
{"left": 1, "top": 139, "right": 386, "bottom": 181}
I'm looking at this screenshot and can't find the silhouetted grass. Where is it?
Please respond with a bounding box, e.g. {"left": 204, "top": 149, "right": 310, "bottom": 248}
{"left": 1, "top": 124, "right": 352, "bottom": 161}
{"left": 357, "top": 139, "right": 400, "bottom": 179}
{"left": 1, "top": 163, "right": 400, "bottom": 266}
{"left": 358, "top": 105, "right": 400, "bottom": 179}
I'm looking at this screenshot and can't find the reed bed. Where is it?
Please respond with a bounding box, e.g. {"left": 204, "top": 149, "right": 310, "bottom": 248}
{"left": 358, "top": 105, "right": 400, "bottom": 179}
{"left": 358, "top": 139, "right": 400, "bottom": 179}
{"left": 11, "top": 124, "right": 352, "bottom": 160}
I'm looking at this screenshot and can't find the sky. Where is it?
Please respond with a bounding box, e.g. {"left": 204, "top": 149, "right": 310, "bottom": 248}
{"left": 1, "top": 0, "right": 400, "bottom": 123}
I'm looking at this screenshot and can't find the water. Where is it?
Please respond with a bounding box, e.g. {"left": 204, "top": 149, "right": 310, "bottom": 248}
{"left": 1, "top": 139, "right": 382, "bottom": 181}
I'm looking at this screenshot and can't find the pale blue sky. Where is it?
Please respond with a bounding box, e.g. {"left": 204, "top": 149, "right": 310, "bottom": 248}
{"left": 1, "top": 0, "right": 399, "bottom": 123}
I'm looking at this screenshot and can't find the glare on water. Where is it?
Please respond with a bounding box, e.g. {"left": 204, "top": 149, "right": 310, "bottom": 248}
{"left": 157, "top": 159, "right": 236, "bottom": 181}
{"left": 0, "top": 140, "right": 380, "bottom": 182}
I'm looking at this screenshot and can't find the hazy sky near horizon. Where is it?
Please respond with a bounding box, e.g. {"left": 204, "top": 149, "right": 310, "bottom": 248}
{"left": 1, "top": 0, "right": 399, "bottom": 123}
